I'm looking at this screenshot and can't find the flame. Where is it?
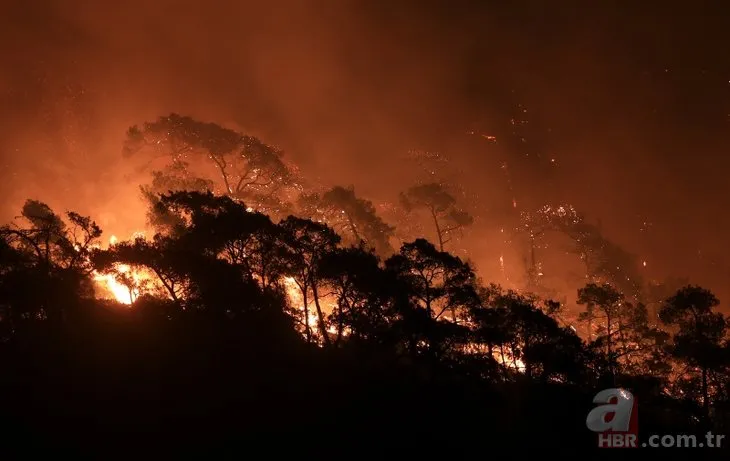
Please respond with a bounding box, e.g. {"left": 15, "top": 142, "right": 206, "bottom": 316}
{"left": 93, "top": 264, "right": 141, "bottom": 305}
{"left": 462, "top": 343, "right": 525, "bottom": 372}
{"left": 282, "top": 276, "right": 319, "bottom": 334}
{"left": 494, "top": 348, "right": 526, "bottom": 371}
{"left": 281, "top": 276, "right": 346, "bottom": 341}
{"left": 92, "top": 234, "right": 155, "bottom": 305}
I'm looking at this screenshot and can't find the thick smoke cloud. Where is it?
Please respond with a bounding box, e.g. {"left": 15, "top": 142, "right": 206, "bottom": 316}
{"left": 1, "top": 1, "right": 729, "bottom": 303}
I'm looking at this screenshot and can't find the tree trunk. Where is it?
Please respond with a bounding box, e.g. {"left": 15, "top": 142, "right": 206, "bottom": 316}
{"left": 606, "top": 311, "right": 614, "bottom": 384}
{"left": 312, "top": 282, "right": 331, "bottom": 347}
{"left": 345, "top": 213, "right": 362, "bottom": 243}
{"left": 528, "top": 236, "right": 537, "bottom": 289}
{"left": 430, "top": 207, "right": 444, "bottom": 252}
{"left": 702, "top": 366, "right": 710, "bottom": 422}
{"left": 335, "top": 297, "right": 344, "bottom": 346}
{"left": 302, "top": 288, "right": 311, "bottom": 343}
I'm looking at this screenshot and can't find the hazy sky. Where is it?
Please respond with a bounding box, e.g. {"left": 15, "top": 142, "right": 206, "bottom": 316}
{"left": 2, "top": 0, "right": 730, "bottom": 302}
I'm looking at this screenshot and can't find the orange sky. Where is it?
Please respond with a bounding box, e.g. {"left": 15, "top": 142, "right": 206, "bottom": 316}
{"left": 2, "top": 0, "right": 729, "bottom": 306}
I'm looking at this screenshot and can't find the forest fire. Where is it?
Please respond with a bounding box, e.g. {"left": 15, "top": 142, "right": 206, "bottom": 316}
{"left": 93, "top": 263, "right": 141, "bottom": 305}
{"left": 494, "top": 349, "right": 526, "bottom": 372}
{"left": 5, "top": 1, "right": 730, "bottom": 453}
{"left": 91, "top": 232, "right": 340, "bottom": 338}
{"left": 281, "top": 275, "right": 344, "bottom": 339}
{"left": 282, "top": 276, "right": 316, "bottom": 328}
{"left": 72, "top": 110, "right": 677, "bottom": 359}
{"left": 92, "top": 234, "right": 157, "bottom": 305}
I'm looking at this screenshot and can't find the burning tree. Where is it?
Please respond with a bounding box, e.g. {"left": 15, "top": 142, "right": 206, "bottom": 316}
{"left": 124, "top": 113, "right": 302, "bottom": 219}
{"left": 92, "top": 235, "right": 191, "bottom": 305}
{"left": 91, "top": 191, "right": 291, "bottom": 319}
{"left": 277, "top": 216, "right": 341, "bottom": 345}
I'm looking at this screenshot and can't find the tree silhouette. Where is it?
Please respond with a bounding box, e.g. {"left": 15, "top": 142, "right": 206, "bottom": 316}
{"left": 474, "top": 287, "right": 592, "bottom": 383}
{"left": 0, "top": 192, "right": 727, "bottom": 455}
{"left": 578, "top": 282, "right": 670, "bottom": 383}
{"left": 562, "top": 219, "right": 643, "bottom": 300}
{"left": 92, "top": 235, "right": 190, "bottom": 304}
{"left": 124, "top": 114, "right": 301, "bottom": 218}
{"left": 400, "top": 183, "right": 473, "bottom": 252}
{"left": 0, "top": 200, "right": 102, "bottom": 325}
{"left": 298, "top": 185, "right": 395, "bottom": 255}
{"left": 278, "top": 216, "right": 340, "bottom": 345}
{"left": 660, "top": 285, "right": 729, "bottom": 423}
{"left": 386, "top": 239, "right": 480, "bottom": 327}
{"left": 318, "top": 246, "right": 395, "bottom": 345}
{"left": 1, "top": 191, "right": 729, "bottom": 455}
{"left": 149, "top": 191, "right": 284, "bottom": 289}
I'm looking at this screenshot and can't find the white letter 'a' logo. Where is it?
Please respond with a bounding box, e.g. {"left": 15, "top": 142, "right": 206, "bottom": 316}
{"left": 586, "top": 388, "right": 634, "bottom": 432}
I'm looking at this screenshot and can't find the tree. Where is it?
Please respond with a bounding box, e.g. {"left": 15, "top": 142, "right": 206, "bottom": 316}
{"left": 1, "top": 200, "right": 101, "bottom": 272}
{"left": 577, "top": 283, "right": 670, "bottom": 382}
{"left": 660, "top": 285, "right": 729, "bottom": 423}
{"left": 0, "top": 200, "right": 102, "bottom": 325}
{"left": 124, "top": 114, "right": 300, "bottom": 218}
{"left": 140, "top": 161, "right": 215, "bottom": 230}
{"left": 149, "top": 191, "right": 284, "bottom": 290}
{"left": 382, "top": 239, "right": 479, "bottom": 361}
{"left": 318, "top": 246, "right": 395, "bottom": 345}
{"left": 473, "top": 286, "right": 592, "bottom": 383}
{"left": 277, "top": 216, "right": 340, "bottom": 345}
{"left": 298, "top": 185, "right": 395, "bottom": 255}
{"left": 386, "top": 239, "right": 480, "bottom": 323}
{"left": 577, "top": 283, "right": 624, "bottom": 382}
{"left": 400, "top": 183, "right": 473, "bottom": 252}
{"left": 644, "top": 276, "right": 690, "bottom": 323}
{"left": 562, "top": 220, "right": 643, "bottom": 300}
{"left": 92, "top": 235, "right": 191, "bottom": 305}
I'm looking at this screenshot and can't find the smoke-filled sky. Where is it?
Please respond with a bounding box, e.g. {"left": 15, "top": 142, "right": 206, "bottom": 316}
{"left": 2, "top": 0, "right": 730, "bottom": 302}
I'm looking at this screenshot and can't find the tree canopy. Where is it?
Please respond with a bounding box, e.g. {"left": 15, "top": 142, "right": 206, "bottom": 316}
{"left": 1, "top": 115, "right": 727, "bottom": 457}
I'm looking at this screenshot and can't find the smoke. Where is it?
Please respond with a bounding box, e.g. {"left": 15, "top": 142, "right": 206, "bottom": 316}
{"left": 1, "top": 0, "right": 729, "bottom": 303}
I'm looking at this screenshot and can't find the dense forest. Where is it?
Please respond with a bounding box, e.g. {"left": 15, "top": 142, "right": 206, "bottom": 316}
{"left": 1, "top": 115, "right": 729, "bottom": 456}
